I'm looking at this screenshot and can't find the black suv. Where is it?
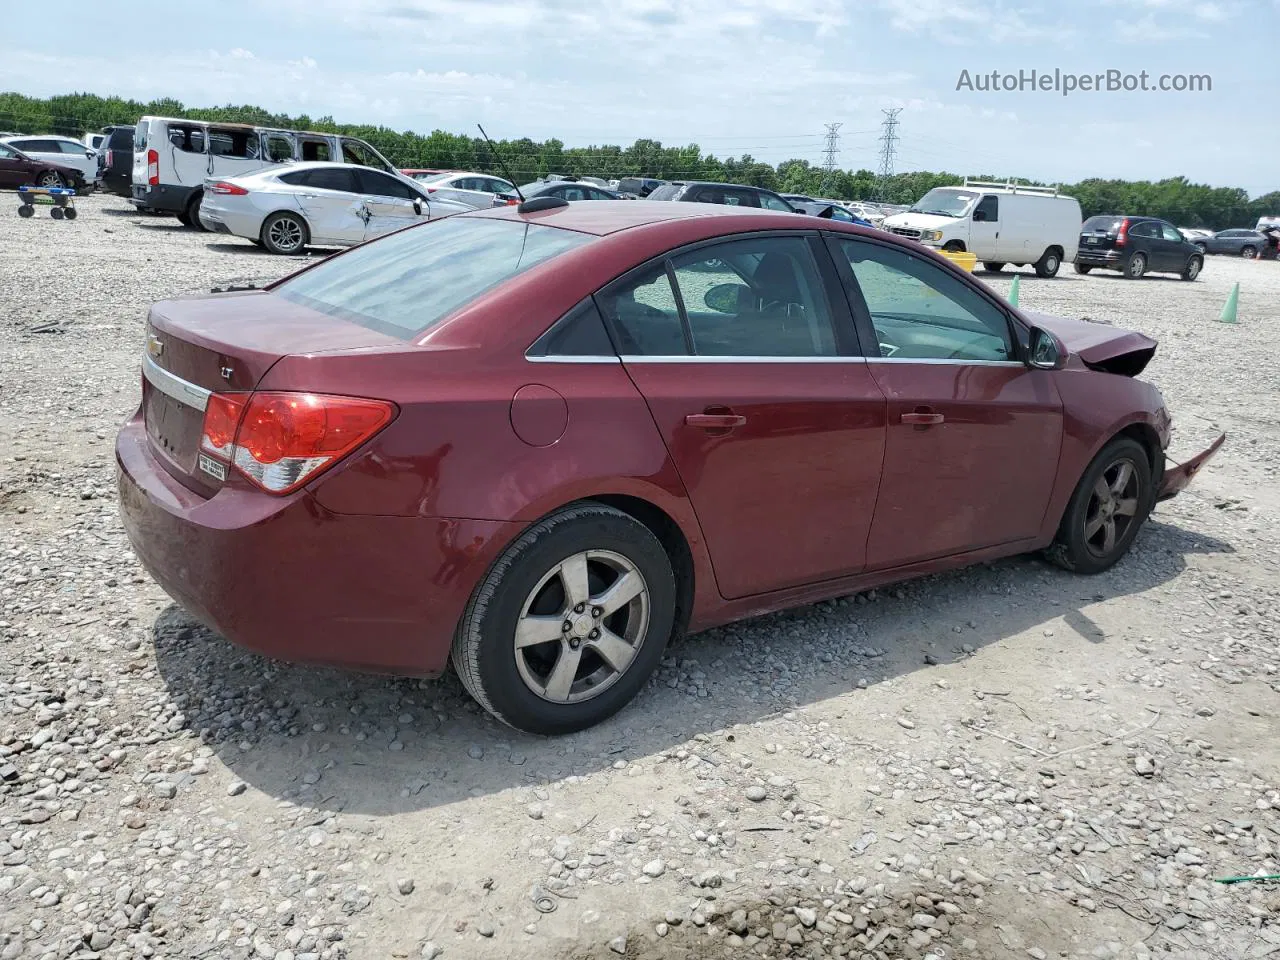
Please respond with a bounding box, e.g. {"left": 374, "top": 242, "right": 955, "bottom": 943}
{"left": 98, "top": 125, "right": 135, "bottom": 197}
{"left": 646, "top": 181, "right": 796, "bottom": 212}
{"left": 1075, "top": 215, "right": 1203, "bottom": 280}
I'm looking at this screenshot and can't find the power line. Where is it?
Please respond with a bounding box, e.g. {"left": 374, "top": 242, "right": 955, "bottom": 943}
{"left": 819, "top": 122, "right": 842, "bottom": 194}
{"left": 876, "top": 108, "right": 902, "bottom": 200}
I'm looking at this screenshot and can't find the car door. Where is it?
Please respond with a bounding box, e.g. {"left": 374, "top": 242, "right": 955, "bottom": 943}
{"left": 968, "top": 194, "right": 1001, "bottom": 260}
{"left": 354, "top": 168, "right": 427, "bottom": 239}
{"left": 598, "top": 233, "right": 888, "bottom": 599}
{"left": 291, "top": 167, "right": 366, "bottom": 244}
{"left": 1125, "top": 221, "right": 1160, "bottom": 267}
{"left": 1159, "top": 223, "right": 1191, "bottom": 269}
{"left": 828, "top": 234, "right": 1063, "bottom": 569}
{"left": 54, "top": 139, "right": 96, "bottom": 179}
{"left": 0, "top": 144, "right": 27, "bottom": 187}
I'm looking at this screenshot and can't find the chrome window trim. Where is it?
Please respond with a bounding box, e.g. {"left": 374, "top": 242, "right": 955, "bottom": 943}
{"left": 618, "top": 355, "right": 865, "bottom": 364}
{"left": 864, "top": 357, "right": 1026, "bottom": 367}
{"left": 142, "top": 353, "right": 211, "bottom": 411}
{"left": 525, "top": 355, "right": 622, "bottom": 364}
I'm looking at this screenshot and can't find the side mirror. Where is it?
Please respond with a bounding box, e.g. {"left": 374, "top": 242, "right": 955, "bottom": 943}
{"left": 704, "top": 283, "right": 744, "bottom": 314}
{"left": 1028, "top": 327, "right": 1065, "bottom": 370}
{"left": 413, "top": 198, "right": 424, "bottom": 216}
{"left": 972, "top": 210, "right": 987, "bottom": 222}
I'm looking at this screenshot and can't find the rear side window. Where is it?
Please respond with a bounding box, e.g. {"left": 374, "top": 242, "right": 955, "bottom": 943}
{"left": 303, "top": 168, "right": 357, "bottom": 192}
{"left": 1128, "top": 221, "right": 1158, "bottom": 238}
{"left": 300, "top": 139, "right": 331, "bottom": 162}
{"left": 264, "top": 135, "right": 293, "bottom": 162}
{"left": 275, "top": 218, "right": 594, "bottom": 340}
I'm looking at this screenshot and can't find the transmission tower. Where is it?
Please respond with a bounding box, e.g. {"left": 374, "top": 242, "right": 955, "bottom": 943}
{"left": 819, "top": 122, "right": 842, "bottom": 194}
{"left": 876, "top": 108, "right": 902, "bottom": 199}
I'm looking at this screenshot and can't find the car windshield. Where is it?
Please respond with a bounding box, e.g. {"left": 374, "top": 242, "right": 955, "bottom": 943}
{"left": 908, "top": 188, "right": 977, "bottom": 218}
{"left": 274, "top": 217, "right": 594, "bottom": 340}
{"left": 1082, "top": 215, "right": 1123, "bottom": 233}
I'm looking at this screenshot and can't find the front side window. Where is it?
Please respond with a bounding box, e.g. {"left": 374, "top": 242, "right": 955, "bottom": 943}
{"left": 0, "top": 144, "right": 18, "bottom": 160}
{"left": 275, "top": 218, "right": 594, "bottom": 340}
{"left": 974, "top": 195, "right": 999, "bottom": 222}
{"left": 341, "top": 139, "right": 384, "bottom": 169}
{"left": 671, "top": 237, "right": 837, "bottom": 357}
{"left": 355, "top": 169, "right": 416, "bottom": 199}
{"left": 837, "top": 238, "right": 1013, "bottom": 362}
{"left": 1161, "top": 224, "right": 1184, "bottom": 242}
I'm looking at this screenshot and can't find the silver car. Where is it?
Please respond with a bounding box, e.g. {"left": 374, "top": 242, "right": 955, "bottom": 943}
{"left": 198, "top": 162, "right": 472, "bottom": 254}
{"left": 406, "top": 170, "right": 515, "bottom": 209}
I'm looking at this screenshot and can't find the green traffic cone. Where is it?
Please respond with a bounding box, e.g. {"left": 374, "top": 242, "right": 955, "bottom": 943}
{"left": 1008, "top": 274, "right": 1020, "bottom": 307}
{"left": 1218, "top": 282, "right": 1239, "bottom": 323}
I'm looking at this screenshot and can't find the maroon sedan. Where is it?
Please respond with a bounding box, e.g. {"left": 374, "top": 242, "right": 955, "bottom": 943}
{"left": 117, "top": 200, "right": 1223, "bottom": 734}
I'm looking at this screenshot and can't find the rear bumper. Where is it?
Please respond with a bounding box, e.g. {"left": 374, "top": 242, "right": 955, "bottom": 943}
{"left": 130, "top": 183, "right": 196, "bottom": 214}
{"left": 1075, "top": 249, "right": 1126, "bottom": 266}
{"left": 1157, "top": 434, "right": 1225, "bottom": 501}
{"left": 197, "top": 205, "right": 263, "bottom": 240}
{"left": 115, "top": 415, "right": 519, "bottom": 676}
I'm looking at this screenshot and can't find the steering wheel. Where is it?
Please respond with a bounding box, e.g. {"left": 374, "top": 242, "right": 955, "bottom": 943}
{"left": 875, "top": 330, "right": 901, "bottom": 358}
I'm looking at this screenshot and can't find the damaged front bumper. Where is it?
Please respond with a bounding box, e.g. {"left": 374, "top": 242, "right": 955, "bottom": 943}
{"left": 1157, "top": 434, "right": 1225, "bottom": 501}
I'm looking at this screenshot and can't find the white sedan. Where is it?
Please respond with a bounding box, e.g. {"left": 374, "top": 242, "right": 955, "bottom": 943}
{"left": 198, "top": 162, "right": 473, "bottom": 255}
{"left": 408, "top": 170, "right": 515, "bottom": 209}
{"left": 0, "top": 135, "right": 101, "bottom": 189}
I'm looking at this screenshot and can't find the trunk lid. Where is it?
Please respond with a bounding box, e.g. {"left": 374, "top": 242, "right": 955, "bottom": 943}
{"left": 1022, "top": 309, "right": 1157, "bottom": 376}
{"left": 142, "top": 290, "right": 405, "bottom": 496}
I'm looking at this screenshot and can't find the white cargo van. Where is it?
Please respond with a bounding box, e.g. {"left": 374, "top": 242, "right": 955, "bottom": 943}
{"left": 882, "top": 180, "right": 1082, "bottom": 277}
{"left": 130, "top": 117, "right": 398, "bottom": 228}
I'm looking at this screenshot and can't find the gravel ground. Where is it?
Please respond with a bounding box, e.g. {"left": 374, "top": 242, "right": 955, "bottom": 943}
{"left": 1, "top": 194, "right": 1278, "bottom": 960}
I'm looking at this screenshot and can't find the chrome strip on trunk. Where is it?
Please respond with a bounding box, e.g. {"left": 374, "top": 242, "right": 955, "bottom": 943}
{"left": 142, "top": 353, "right": 211, "bottom": 412}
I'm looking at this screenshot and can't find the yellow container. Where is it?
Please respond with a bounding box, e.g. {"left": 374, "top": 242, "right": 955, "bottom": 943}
{"left": 938, "top": 249, "right": 977, "bottom": 272}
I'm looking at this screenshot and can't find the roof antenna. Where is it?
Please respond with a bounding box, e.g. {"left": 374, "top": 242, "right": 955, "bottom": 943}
{"left": 477, "top": 124, "right": 524, "bottom": 203}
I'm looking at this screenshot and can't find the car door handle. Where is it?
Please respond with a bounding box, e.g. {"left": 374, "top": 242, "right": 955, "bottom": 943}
{"left": 901, "top": 412, "right": 944, "bottom": 425}
{"left": 686, "top": 413, "right": 746, "bottom": 429}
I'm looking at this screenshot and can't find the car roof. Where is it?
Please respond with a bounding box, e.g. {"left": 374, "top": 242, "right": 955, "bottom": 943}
{"left": 466, "top": 197, "right": 830, "bottom": 236}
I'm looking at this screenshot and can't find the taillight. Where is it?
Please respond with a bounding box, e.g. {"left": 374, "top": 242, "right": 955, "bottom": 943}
{"left": 210, "top": 181, "right": 248, "bottom": 195}
{"left": 198, "top": 392, "right": 394, "bottom": 495}
{"left": 146, "top": 148, "right": 159, "bottom": 185}
{"left": 1115, "top": 217, "right": 1129, "bottom": 247}
{"left": 426, "top": 186, "right": 437, "bottom": 193}
{"left": 106, "top": 149, "right": 114, "bottom": 167}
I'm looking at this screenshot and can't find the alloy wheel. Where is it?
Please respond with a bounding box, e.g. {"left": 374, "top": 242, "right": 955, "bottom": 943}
{"left": 514, "top": 550, "right": 650, "bottom": 704}
{"left": 1083, "top": 458, "right": 1141, "bottom": 558}
{"left": 37, "top": 171, "right": 62, "bottom": 188}
{"left": 268, "top": 217, "right": 304, "bottom": 252}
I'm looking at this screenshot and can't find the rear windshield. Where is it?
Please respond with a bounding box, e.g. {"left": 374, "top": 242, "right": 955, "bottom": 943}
{"left": 274, "top": 217, "right": 594, "bottom": 340}
{"left": 1082, "top": 215, "right": 1122, "bottom": 233}
{"left": 646, "top": 184, "right": 683, "bottom": 200}
{"left": 134, "top": 120, "right": 148, "bottom": 151}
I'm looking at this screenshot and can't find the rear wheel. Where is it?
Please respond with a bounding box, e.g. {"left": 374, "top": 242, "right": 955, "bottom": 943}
{"left": 1046, "top": 437, "right": 1152, "bottom": 574}
{"left": 1073, "top": 262, "right": 1092, "bottom": 275}
{"left": 260, "top": 211, "right": 309, "bottom": 255}
{"left": 1181, "top": 255, "right": 1202, "bottom": 281}
{"left": 183, "top": 192, "right": 207, "bottom": 231}
{"left": 983, "top": 262, "right": 1005, "bottom": 272}
{"left": 1033, "top": 247, "right": 1062, "bottom": 278}
{"left": 452, "top": 503, "right": 676, "bottom": 735}
{"left": 1241, "top": 245, "right": 1257, "bottom": 259}
{"left": 36, "top": 171, "right": 64, "bottom": 188}
{"left": 1124, "top": 252, "right": 1147, "bottom": 279}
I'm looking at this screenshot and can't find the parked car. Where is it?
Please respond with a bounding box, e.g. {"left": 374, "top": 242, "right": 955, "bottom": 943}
{"left": 1075, "top": 215, "right": 1204, "bottom": 280}
{"left": 0, "top": 135, "right": 100, "bottom": 191}
{"left": 117, "top": 200, "right": 1221, "bottom": 734}
{"left": 131, "top": 116, "right": 399, "bottom": 229}
{"left": 578, "top": 176, "right": 611, "bottom": 190}
{"left": 197, "top": 161, "right": 472, "bottom": 255}
{"left": 0, "top": 142, "right": 88, "bottom": 192}
{"left": 97, "top": 125, "right": 136, "bottom": 197}
{"left": 883, "top": 180, "right": 1081, "bottom": 277}
{"left": 791, "top": 200, "right": 875, "bottom": 227}
{"left": 646, "top": 180, "right": 796, "bottom": 212}
{"left": 498, "top": 178, "right": 620, "bottom": 203}
{"left": 615, "top": 177, "right": 665, "bottom": 198}
{"left": 1193, "top": 229, "right": 1268, "bottom": 258}
{"left": 781, "top": 193, "right": 815, "bottom": 205}
{"left": 1178, "top": 227, "right": 1212, "bottom": 242}
{"left": 406, "top": 170, "right": 515, "bottom": 208}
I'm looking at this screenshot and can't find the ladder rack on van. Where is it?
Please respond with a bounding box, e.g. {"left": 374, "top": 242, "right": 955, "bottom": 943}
{"left": 963, "top": 179, "right": 1061, "bottom": 196}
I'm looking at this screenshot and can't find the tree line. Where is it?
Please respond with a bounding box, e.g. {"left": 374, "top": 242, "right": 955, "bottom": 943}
{"left": 2, "top": 91, "right": 1275, "bottom": 230}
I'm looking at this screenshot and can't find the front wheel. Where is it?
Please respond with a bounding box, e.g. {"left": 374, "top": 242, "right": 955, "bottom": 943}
{"left": 260, "top": 211, "right": 309, "bottom": 255}
{"left": 983, "top": 262, "right": 1005, "bottom": 272}
{"left": 1181, "top": 255, "right": 1202, "bottom": 281}
{"left": 1046, "top": 437, "right": 1152, "bottom": 574}
{"left": 452, "top": 503, "right": 676, "bottom": 735}
{"left": 1034, "top": 248, "right": 1062, "bottom": 278}
{"left": 1124, "top": 252, "right": 1147, "bottom": 279}
{"left": 1073, "top": 262, "right": 1092, "bottom": 275}
{"left": 1241, "top": 245, "right": 1257, "bottom": 259}
{"left": 37, "top": 171, "right": 65, "bottom": 188}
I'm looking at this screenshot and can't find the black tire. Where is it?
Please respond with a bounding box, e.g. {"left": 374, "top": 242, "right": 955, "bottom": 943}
{"left": 1034, "top": 247, "right": 1062, "bottom": 278}
{"left": 1124, "top": 252, "right": 1147, "bottom": 279}
{"left": 942, "top": 241, "right": 966, "bottom": 253}
{"left": 63, "top": 207, "right": 77, "bottom": 220}
{"left": 1181, "top": 255, "right": 1202, "bottom": 281}
{"left": 1046, "top": 437, "right": 1153, "bottom": 575}
{"left": 49, "top": 206, "right": 64, "bottom": 220}
{"left": 260, "top": 211, "right": 309, "bottom": 255}
{"left": 1241, "top": 245, "right": 1257, "bottom": 259}
{"left": 1073, "top": 262, "right": 1092, "bottom": 275}
{"left": 452, "top": 503, "right": 677, "bottom": 735}
{"left": 183, "top": 192, "right": 207, "bottom": 231}
{"left": 983, "top": 262, "right": 1005, "bottom": 272}
{"left": 17, "top": 204, "right": 33, "bottom": 218}
{"left": 176, "top": 209, "right": 192, "bottom": 227}
{"left": 36, "top": 170, "right": 64, "bottom": 188}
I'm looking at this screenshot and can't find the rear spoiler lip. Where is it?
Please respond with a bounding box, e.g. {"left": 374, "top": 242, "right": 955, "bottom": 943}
{"left": 1157, "top": 433, "right": 1225, "bottom": 501}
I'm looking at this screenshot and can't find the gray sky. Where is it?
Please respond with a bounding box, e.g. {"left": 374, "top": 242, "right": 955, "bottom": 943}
{"left": 5, "top": 0, "right": 1277, "bottom": 195}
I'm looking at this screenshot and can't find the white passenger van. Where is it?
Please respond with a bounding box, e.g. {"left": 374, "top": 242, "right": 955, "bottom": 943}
{"left": 882, "top": 180, "right": 1082, "bottom": 277}
{"left": 130, "top": 117, "right": 398, "bottom": 228}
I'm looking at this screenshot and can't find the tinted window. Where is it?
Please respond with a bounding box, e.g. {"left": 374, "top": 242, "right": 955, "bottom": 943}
{"left": 974, "top": 195, "right": 999, "bottom": 221}
{"left": 1160, "top": 224, "right": 1184, "bottom": 242}
{"left": 838, "top": 238, "right": 1013, "bottom": 362}
{"left": 1082, "top": 215, "right": 1122, "bottom": 233}
{"left": 597, "top": 263, "right": 687, "bottom": 356}
{"left": 672, "top": 237, "right": 837, "bottom": 357}
{"left": 532, "top": 299, "right": 616, "bottom": 357}
{"left": 355, "top": 169, "right": 416, "bottom": 199}
{"left": 56, "top": 140, "right": 86, "bottom": 154}
{"left": 645, "top": 184, "right": 683, "bottom": 201}
{"left": 560, "top": 186, "right": 588, "bottom": 201}
{"left": 1128, "top": 221, "right": 1158, "bottom": 239}
{"left": 303, "top": 168, "right": 357, "bottom": 192}
{"left": 276, "top": 218, "right": 593, "bottom": 340}
{"left": 108, "top": 128, "right": 134, "bottom": 148}
{"left": 16, "top": 139, "right": 58, "bottom": 152}
{"left": 759, "top": 192, "right": 794, "bottom": 212}
{"left": 0, "top": 144, "right": 19, "bottom": 160}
